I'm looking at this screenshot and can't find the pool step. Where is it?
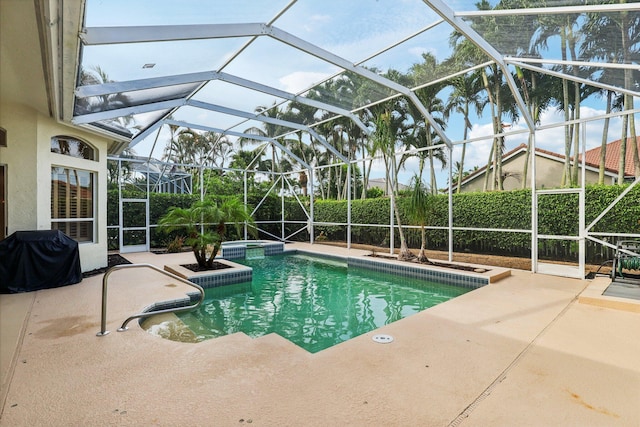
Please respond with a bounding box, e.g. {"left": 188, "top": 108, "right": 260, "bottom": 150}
{"left": 178, "top": 312, "right": 213, "bottom": 338}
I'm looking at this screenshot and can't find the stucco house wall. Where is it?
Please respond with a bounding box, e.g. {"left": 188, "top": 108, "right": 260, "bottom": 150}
{"left": 460, "top": 146, "right": 614, "bottom": 192}
{"left": 0, "top": 101, "right": 110, "bottom": 272}
{"left": 1, "top": 0, "right": 115, "bottom": 272}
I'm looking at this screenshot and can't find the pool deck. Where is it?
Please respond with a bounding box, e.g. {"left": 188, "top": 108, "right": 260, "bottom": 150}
{"left": 1, "top": 242, "right": 639, "bottom": 426}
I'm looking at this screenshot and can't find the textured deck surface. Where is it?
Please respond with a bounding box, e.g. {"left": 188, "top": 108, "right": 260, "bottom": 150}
{"left": 1, "top": 243, "right": 639, "bottom": 426}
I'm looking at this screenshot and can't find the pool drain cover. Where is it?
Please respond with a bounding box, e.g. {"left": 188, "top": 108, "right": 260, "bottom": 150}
{"left": 372, "top": 334, "right": 394, "bottom": 344}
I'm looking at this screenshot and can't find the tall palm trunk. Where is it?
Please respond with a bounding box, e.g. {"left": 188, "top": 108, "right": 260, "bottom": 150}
{"left": 483, "top": 139, "right": 495, "bottom": 192}
{"left": 494, "top": 81, "right": 504, "bottom": 191}
{"left": 569, "top": 33, "right": 582, "bottom": 186}
{"left": 482, "top": 69, "right": 497, "bottom": 192}
{"left": 518, "top": 68, "right": 534, "bottom": 189}
{"left": 326, "top": 160, "right": 333, "bottom": 199}
{"left": 630, "top": 106, "right": 639, "bottom": 178}
{"left": 375, "top": 111, "right": 412, "bottom": 260}
{"left": 456, "top": 102, "right": 470, "bottom": 193}
{"left": 571, "top": 95, "right": 581, "bottom": 186}
{"left": 361, "top": 143, "right": 368, "bottom": 199}
{"left": 620, "top": 6, "right": 639, "bottom": 180}
{"left": 618, "top": 106, "right": 629, "bottom": 184}
{"left": 389, "top": 162, "right": 411, "bottom": 261}
{"left": 598, "top": 91, "right": 613, "bottom": 184}
{"left": 560, "top": 25, "right": 572, "bottom": 187}
{"left": 418, "top": 225, "right": 427, "bottom": 262}
{"left": 426, "top": 125, "right": 438, "bottom": 194}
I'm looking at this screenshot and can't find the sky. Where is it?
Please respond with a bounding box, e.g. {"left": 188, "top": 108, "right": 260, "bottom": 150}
{"left": 82, "top": 0, "right": 635, "bottom": 190}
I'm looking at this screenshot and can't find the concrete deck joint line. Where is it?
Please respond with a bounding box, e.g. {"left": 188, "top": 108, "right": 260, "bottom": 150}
{"left": 0, "top": 292, "right": 36, "bottom": 416}
{"left": 447, "top": 284, "right": 588, "bottom": 426}
{"left": 3, "top": 248, "right": 637, "bottom": 425}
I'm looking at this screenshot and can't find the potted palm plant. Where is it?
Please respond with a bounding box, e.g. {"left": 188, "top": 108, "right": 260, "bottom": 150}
{"left": 158, "top": 197, "right": 256, "bottom": 270}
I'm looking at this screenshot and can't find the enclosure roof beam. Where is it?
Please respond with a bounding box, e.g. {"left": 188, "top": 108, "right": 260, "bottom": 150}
{"left": 215, "top": 72, "right": 371, "bottom": 136}
{"left": 80, "top": 22, "right": 440, "bottom": 146}
{"left": 266, "top": 25, "right": 451, "bottom": 148}
{"left": 75, "top": 70, "right": 217, "bottom": 97}
{"left": 75, "top": 70, "right": 368, "bottom": 135}
{"left": 510, "top": 60, "right": 640, "bottom": 99}
{"left": 71, "top": 99, "right": 185, "bottom": 125}
{"left": 455, "top": 3, "right": 640, "bottom": 17}
{"left": 506, "top": 57, "right": 640, "bottom": 72}
{"left": 423, "top": 0, "right": 535, "bottom": 131}
{"left": 186, "top": 99, "right": 349, "bottom": 163}
{"left": 80, "top": 23, "right": 267, "bottom": 45}
{"left": 187, "top": 99, "right": 308, "bottom": 133}
{"left": 163, "top": 119, "right": 310, "bottom": 169}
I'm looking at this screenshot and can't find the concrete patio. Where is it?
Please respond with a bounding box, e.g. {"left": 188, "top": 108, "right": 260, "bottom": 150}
{"left": 1, "top": 243, "right": 639, "bottom": 426}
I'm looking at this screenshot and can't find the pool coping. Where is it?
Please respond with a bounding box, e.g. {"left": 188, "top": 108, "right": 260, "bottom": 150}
{"left": 3, "top": 247, "right": 640, "bottom": 425}
{"left": 164, "top": 258, "right": 252, "bottom": 289}
{"left": 141, "top": 247, "right": 498, "bottom": 346}
{"left": 290, "top": 248, "right": 510, "bottom": 287}
{"left": 144, "top": 247, "right": 506, "bottom": 323}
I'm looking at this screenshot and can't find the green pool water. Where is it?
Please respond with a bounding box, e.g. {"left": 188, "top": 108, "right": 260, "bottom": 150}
{"left": 177, "top": 254, "right": 471, "bottom": 353}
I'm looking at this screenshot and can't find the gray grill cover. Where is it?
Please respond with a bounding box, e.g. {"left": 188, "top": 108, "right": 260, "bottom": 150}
{"left": 0, "top": 230, "right": 82, "bottom": 293}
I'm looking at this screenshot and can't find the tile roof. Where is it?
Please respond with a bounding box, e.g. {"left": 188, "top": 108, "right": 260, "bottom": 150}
{"left": 581, "top": 137, "right": 640, "bottom": 177}
{"left": 458, "top": 137, "right": 639, "bottom": 188}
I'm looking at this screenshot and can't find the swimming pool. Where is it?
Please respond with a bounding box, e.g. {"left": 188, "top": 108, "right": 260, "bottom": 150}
{"left": 173, "top": 253, "right": 472, "bottom": 353}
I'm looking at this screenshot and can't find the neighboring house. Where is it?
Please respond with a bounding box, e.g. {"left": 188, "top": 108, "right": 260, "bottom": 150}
{"left": 457, "top": 140, "right": 638, "bottom": 192}
{"left": 367, "top": 178, "right": 409, "bottom": 193}
{"left": 582, "top": 136, "right": 640, "bottom": 182}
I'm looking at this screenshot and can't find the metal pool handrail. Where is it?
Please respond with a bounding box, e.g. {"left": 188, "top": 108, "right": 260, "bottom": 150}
{"left": 96, "top": 263, "right": 205, "bottom": 337}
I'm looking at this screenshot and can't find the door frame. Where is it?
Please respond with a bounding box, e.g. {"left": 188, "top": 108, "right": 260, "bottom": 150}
{"left": 116, "top": 158, "right": 150, "bottom": 253}
{"left": 0, "top": 164, "right": 6, "bottom": 240}
{"left": 119, "top": 198, "right": 149, "bottom": 253}
{"left": 533, "top": 187, "right": 585, "bottom": 278}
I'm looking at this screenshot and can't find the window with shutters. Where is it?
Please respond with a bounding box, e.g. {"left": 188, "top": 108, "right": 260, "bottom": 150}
{"left": 51, "top": 167, "right": 95, "bottom": 242}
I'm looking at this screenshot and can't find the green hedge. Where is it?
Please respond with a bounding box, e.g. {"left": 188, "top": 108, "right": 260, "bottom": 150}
{"left": 107, "top": 190, "right": 310, "bottom": 248}
{"left": 107, "top": 185, "right": 640, "bottom": 261}
{"left": 313, "top": 185, "right": 640, "bottom": 261}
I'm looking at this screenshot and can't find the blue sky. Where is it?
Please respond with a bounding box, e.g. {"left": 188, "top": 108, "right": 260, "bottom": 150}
{"left": 83, "top": 0, "right": 633, "bottom": 189}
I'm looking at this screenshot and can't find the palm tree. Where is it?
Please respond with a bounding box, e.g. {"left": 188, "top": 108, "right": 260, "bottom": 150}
{"left": 448, "top": 20, "right": 509, "bottom": 191}
{"left": 582, "top": 4, "right": 640, "bottom": 182}
{"left": 408, "top": 54, "right": 449, "bottom": 194}
{"left": 161, "top": 128, "right": 232, "bottom": 194}
{"left": 407, "top": 174, "right": 435, "bottom": 263}
{"left": 533, "top": 8, "right": 586, "bottom": 187}
{"left": 373, "top": 111, "right": 413, "bottom": 261}
{"left": 77, "top": 66, "right": 134, "bottom": 131}
{"left": 445, "top": 72, "right": 486, "bottom": 193}
{"left": 158, "top": 198, "right": 255, "bottom": 269}
{"left": 198, "top": 131, "right": 233, "bottom": 169}
{"left": 313, "top": 72, "right": 384, "bottom": 199}
{"left": 281, "top": 101, "right": 320, "bottom": 196}
{"left": 107, "top": 147, "right": 136, "bottom": 189}
{"left": 162, "top": 128, "right": 195, "bottom": 166}
{"left": 241, "top": 103, "right": 292, "bottom": 182}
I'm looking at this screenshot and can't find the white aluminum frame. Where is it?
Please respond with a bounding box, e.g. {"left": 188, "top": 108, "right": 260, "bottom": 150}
{"left": 68, "top": 1, "right": 640, "bottom": 276}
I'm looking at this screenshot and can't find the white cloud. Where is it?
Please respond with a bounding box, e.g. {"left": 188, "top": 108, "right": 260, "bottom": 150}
{"left": 407, "top": 46, "right": 436, "bottom": 59}
{"left": 303, "top": 14, "right": 332, "bottom": 32}
{"left": 279, "top": 71, "right": 332, "bottom": 94}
